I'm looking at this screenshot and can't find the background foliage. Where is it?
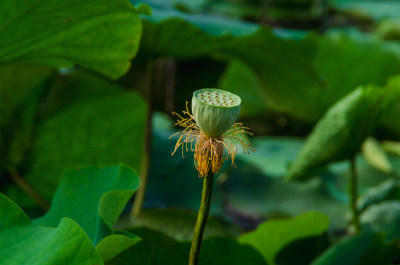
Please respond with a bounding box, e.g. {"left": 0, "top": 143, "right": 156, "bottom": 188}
{"left": 2, "top": 0, "right": 400, "bottom": 264}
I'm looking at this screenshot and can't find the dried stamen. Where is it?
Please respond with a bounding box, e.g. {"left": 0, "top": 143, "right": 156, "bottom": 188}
{"left": 170, "top": 102, "right": 254, "bottom": 177}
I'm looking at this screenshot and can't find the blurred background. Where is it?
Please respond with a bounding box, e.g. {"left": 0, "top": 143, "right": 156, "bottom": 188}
{"left": 2, "top": 0, "right": 400, "bottom": 264}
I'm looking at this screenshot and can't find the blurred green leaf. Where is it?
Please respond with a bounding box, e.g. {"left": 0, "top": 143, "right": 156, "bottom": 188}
{"left": 0, "top": 64, "right": 54, "bottom": 170}
{"left": 116, "top": 208, "right": 240, "bottom": 241}
{"left": 36, "top": 165, "right": 141, "bottom": 262}
{"left": 333, "top": 1, "right": 400, "bottom": 21}
{"left": 42, "top": 71, "right": 126, "bottom": 115}
{"left": 6, "top": 80, "right": 146, "bottom": 208}
{"left": 230, "top": 30, "right": 400, "bottom": 123}
{"left": 0, "top": 0, "right": 142, "bottom": 79}
{"left": 136, "top": 3, "right": 152, "bottom": 15}
{"left": 137, "top": 7, "right": 400, "bottom": 126}
{"left": 170, "top": 0, "right": 209, "bottom": 12}
{"left": 360, "top": 200, "right": 400, "bottom": 241}
{"left": 376, "top": 19, "right": 400, "bottom": 40}
{"left": 380, "top": 76, "right": 400, "bottom": 135}
{"left": 286, "top": 84, "right": 398, "bottom": 181}
{"left": 134, "top": 0, "right": 260, "bottom": 39}
{"left": 237, "top": 139, "right": 390, "bottom": 212}
{"left": 0, "top": 64, "right": 53, "bottom": 126}
{"left": 147, "top": 128, "right": 201, "bottom": 209}
{"left": 237, "top": 137, "right": 303, "bottom": 178}
{"left": 96, "top": 230, "right": 141, "bottom": 263}
{"left": 269, "top": 0, "right": 324, "bottom": 21}
{"left": 324, "top": 155, "right": 397, "bottom": 205}
{"left": 239, "top": 212, "right": 329, "bottom": 265}
{"left": 134, "top": 0, "right": 307, "bottom": 61}
{"left": 218, "top": 60, "right": 268, "bottom": 118}
{"left": 199, "top": 236, "right": 268, "bottom": 265}
{"left": 107, "top": 227, "right": 188, "bottom": 265}
{"left": 361, "top": 137, "right": 392, "bottom": 174}
{"left": 221, "top": 159, "right": 348, "bottom": 229}
{"left": 311, "top": 232, "right": 397, "bottom": 265}
{"left": 275, "top": 235, "right": 330, "bottom": 265}
{"left": 139, "top": 16, "right": 247, "bottom": 57}
{"left": 357, "top": 179, "right": 400, "bottom": 213}
{"left": 0, "top": 193, "right": 103, "bottom": 265}
{"left": 382, "top": 140, "right": 400, "bottom": 156}
{"left": 204, "top": 1, "right": 263, "bottom": 20}
{"left": 108, "top": 227, "right": 268, "bottom": 265}
{"left": 145, "top": 113, "right": 224, "bottom": 212}
{"left": 6, "top": 93, "right": 41, "bottom": 168}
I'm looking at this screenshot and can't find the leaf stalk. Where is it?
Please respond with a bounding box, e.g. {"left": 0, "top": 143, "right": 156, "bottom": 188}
{"left": 131, "top": 58, "right": 154, "bottom": 216}
{"left": 349, "top": 157, "right": 361, "bottom": 233}
{"left": 8, "top": 167, "right": 49, "bottom": 211}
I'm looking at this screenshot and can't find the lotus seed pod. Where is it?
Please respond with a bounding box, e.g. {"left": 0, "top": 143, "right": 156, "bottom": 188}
{"left": 192, "top": 88, "right": 241, "bottom": 138}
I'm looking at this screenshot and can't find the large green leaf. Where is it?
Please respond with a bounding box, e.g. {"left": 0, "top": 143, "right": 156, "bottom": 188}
{"left": 0, "top": 0, "right": 143, "bottom": 79}
{"left": 0, "top": 193, "right": 103, "bottom": 265}
{"left": 221, "top": 30, "right": 400, "bottom": 122}
{"left": 6, "top": 80, "right": 146, "bottom": 206}
{"left": 134, "top": 0, "right": 260, "bottom": 38}
{"left": 107, "top": 227, "right": 268, "bottom": 265}
{"left": 239, "top": 212, "right": 330, "bottom": 265}
{"left": 311, "top": 232, "right": 398, "bottom": 265}
{"left": 36, "top": 165, "right": 141, "bottom": 262}
{"left": 134, "top": 2, "right": 400, "bottom": 123}
{"left": 135, "top": 4, "right": 400, "bottom": 130}
{"left": 96, "top": 230, "right": 140, "bottom": 263}
{"left": 134, "top": 0, "right": 304, "bottom": 60}
{"left": 286, "top": 84, "right": 399, "bottom": 181}
{"left": 35, "top": 165, "right": 139, "bottom": 240}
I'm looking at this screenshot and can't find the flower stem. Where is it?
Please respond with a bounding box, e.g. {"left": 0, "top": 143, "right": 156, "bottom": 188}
{"left": 349, "top": 156, "right": 361, "bottom": 234}
{"left": 131, "top": 58, "right": 154, "bottom": 216}
{"left": 189, "top": 172, "right": 214, "bottom": 265}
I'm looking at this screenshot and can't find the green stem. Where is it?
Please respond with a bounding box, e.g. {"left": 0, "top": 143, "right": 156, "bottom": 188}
{"left": 8, "top": 167, "right": 49, "bottom": 211}
{"left": 349, "top": 157, "right": 361, "bottom": 234}
{"left": 189, "top": 172, "right": 214, "bottom": 265}
{"left": 131, "top": 58, "right": 154, "bottom": 216}
{"left": 163, "top": 57, "right": 176, "bottom": 114}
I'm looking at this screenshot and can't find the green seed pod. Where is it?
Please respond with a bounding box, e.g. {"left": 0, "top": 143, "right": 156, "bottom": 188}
{"left": 192, "top": 88, "right": 241, "bottom": 138}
